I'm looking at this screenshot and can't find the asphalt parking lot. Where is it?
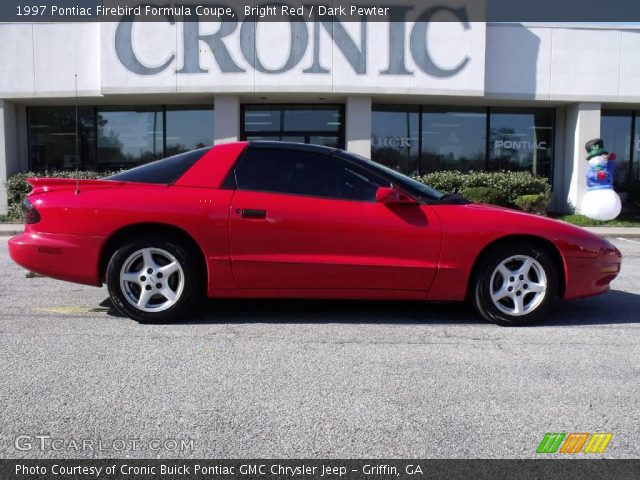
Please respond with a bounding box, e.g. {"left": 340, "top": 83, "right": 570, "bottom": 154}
{"left": 0, "top": 237, "right": 638, "bottom": 459}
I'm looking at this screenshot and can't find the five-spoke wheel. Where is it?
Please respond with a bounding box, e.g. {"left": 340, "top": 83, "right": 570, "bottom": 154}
{"left": 106, "top": 236, "right": 202, "bottom": 323}
{"left": 489, "top": 255, "right": 547, "bottom": 317}
{"left": 473, "top": 242, "right": 558, "bottom": 326}
{"left": 120, "top": 247, "right": 185, "bottom": 313}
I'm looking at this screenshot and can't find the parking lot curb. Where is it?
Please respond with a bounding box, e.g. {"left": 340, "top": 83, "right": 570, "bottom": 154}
{"left": 0, "top": 226, "right": 22, "bottom": 237}
{"left": 584, "top": 227, "right": 640, "bottom": 238}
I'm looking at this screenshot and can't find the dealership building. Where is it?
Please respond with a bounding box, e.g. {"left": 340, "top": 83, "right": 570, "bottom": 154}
{"left": 2, "top": 10, "right": 640, "bottom": 214}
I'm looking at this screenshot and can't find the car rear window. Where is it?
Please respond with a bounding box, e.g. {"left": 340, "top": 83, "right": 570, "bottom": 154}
{"left": 103, "top": 147, "right": 210, "bottom": 184}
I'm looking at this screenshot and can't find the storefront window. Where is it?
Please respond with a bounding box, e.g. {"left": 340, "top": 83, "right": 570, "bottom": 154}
{"left": 634, "top": 114, "right": 640, "bottom": 187}
{"left": 371, "top": 106, "right": 419, "bottom": 174}
{"left": 601, "top": 111, "right": 633, "bottom": 191}
{"left": 28, "top": 105, "right": 214, "bottom": 172}
{"left": 242, "top": 104, "right": 344, "bottom": 148}
{"left": 372, "top": 106, "right": 554, "bottom": 178}
{"left": 28, "top": 107, "right": 96, "bottom": 171}
{"left": 421, "top": 107, "right": 486, "bottom": 173}
{"left": 166, "top": 106, "right": 214, "bottom": 156}
{"left": 488, "top": 108, "right": 554, "bottom": 178}
{"left": 309, "top": 136, "right": 340, "bottom": 148}
{"left": 97, "top": 107, "right": 164, "bottom": 171}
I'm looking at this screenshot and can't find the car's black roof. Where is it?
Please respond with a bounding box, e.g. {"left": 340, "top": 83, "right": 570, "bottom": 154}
{"left": 246, "top": 140, "right": 338, "bottom": 155}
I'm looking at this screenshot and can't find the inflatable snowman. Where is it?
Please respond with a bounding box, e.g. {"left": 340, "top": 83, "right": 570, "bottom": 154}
{"left": 580, "top": 138, "right": 622, "bottom": 221}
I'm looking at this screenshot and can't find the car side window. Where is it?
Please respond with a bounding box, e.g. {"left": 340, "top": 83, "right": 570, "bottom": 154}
{"left": 233, "top": 148, "right": 390, "bottom": 201}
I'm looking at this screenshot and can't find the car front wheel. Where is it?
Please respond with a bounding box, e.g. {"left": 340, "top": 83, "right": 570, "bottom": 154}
{"left": 472, "top": 242, "right": 559, "bottom": 326}
{"left": 106, "top": 236, "right": 202, "bottom": 323}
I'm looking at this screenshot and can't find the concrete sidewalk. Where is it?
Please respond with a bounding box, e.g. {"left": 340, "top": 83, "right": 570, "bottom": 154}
{"left": 584, "top": 226, "right": 640, "bottom": 238}
{"left": 0, "top": 223, "right": 22, "bottom": 236}
{"left": 2, "top": 223, "right": 640, "bottom": 238}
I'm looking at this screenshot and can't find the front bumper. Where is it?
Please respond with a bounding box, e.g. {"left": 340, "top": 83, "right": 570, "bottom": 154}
{"left": 563, "top": 246, "right": 622, "bottom": 299}
{"left": 8, "top": 231, "right": 105, "bottom": 287}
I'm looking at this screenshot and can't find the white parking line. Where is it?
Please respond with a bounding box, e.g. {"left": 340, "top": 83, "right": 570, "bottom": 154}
{"left": 616, "top": 237, "right": 640, "bottom": 245}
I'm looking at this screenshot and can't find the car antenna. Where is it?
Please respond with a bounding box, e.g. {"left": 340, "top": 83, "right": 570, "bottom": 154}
{"left": 74, "top": 73, "right": 80, "bottom": 194}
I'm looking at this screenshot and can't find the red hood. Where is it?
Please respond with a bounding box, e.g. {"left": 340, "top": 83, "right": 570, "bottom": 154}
{"left": 435, "top": 203, "right": 616, "bottom": 257}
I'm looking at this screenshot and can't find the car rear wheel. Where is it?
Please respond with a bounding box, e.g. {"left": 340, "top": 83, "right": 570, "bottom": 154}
{"left": 472, "top": 242, "right": 558, "bottom": 326}
{"left": 106, "top": 236, "right": 202, "bottom": 323}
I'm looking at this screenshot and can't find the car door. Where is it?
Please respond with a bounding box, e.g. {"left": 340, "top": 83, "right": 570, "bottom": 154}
{"left": 227, "top": 145, "right": 442, "bottom": 291}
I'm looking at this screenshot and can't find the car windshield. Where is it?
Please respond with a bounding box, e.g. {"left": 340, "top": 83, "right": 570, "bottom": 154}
{"left": 103, "top": 147, "right": 211, "bottom": 184}
{"left": 335, "top": 151, "right": 445, "bottom": 202}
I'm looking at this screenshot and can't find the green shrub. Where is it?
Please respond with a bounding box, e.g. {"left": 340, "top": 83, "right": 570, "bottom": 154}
{"left": 514, "top": 193, "right": 550, "bottom": 215}
{"left": 461, "top": 187, "right": 508, "bottom": 206}
{"left": 5, "top": 170, "right": 120, "bottom": 221}
{"left": 412, "top": 170, "right": 551, "bottom": 207}
{"left": 412, "top": 171, "right": 467, "bottom": 194}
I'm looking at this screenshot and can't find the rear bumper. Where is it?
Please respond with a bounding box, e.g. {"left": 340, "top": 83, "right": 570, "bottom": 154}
{"left": 563, "top": 248, "right": 622, "bottom": 299}
{"left": 8, "top": 231, "right": 105, "bottom": 287}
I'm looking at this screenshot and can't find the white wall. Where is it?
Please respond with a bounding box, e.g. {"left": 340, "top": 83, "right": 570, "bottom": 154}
{"left": 486, "top": 24, "right": 640, "bottom": 102}
{"left": 213, "top": 95, "right": 239, "bottom": 144}
{"left": 0, "top": 18, "right": 485, "bottom": 99}
{"left": 0, "top": 23, "right": 100, "bottom": 98}
{"left": 346, "top": 96, "right": 372, "bottom": 157}
{"left": 0, "top": 100, "right": 18, "bottom": 215}
{"left": 3, "top": 21, "right": 640, "bottom": 103}
{"left": 565, "top": 103, "right": 601, "bottom": 211}
{"left": 485, "top": 24, "right": 551, "bottom": 99}
{"left": 0, "top": 24, "right": 35, "bottom": 98}
{"left": 3, "top": 21, "right": 640, "bottom": 102}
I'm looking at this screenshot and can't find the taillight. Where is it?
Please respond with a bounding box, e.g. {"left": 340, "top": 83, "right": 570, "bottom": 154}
{"left": 22, "top": 198, "right": 41, "bottom": 224}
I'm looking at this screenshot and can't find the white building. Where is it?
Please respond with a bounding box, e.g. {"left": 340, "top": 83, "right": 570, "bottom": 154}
{"left": 2, "top": 10, "right": 640, "bottom": 214}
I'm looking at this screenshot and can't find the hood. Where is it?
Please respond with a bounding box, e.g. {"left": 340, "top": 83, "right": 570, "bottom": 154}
{"left": 435, "top": 203, "right": 616, "bottom": 257}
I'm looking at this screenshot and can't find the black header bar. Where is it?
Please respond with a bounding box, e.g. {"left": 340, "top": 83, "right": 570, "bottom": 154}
{"left": 1, "top": 0, "right": 640, "bottom": 22}
{"left": 1, "top": 459, "right": 639, "bottom": 480}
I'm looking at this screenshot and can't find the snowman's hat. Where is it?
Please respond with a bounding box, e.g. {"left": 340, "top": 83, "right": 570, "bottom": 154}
{"left": 585, "top": 138, "right": 608, "bottom": 159}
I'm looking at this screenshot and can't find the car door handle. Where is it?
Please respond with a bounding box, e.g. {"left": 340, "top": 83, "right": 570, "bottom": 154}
{"left": 238, "top": 208, "right": 267, "bottom": 219}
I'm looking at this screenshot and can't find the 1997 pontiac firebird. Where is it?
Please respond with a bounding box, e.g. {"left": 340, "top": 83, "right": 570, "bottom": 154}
{"left": 9, "top": 141, "right": 621, "bottom": 326}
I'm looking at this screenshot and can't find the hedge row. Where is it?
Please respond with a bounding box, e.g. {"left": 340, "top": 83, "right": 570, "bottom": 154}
{"left": 412, "top": 170, "right": 551, "bottom": 204}
{"left": 412, "top": 170, "right": 551, "bottom": 213}
{"left": 5, "top": 171, "right": 119, "bottom": 220}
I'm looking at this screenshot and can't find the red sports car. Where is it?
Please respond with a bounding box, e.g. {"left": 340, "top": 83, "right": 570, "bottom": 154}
{"left": 9, "top": 141, "right": 621, "bottom": 326}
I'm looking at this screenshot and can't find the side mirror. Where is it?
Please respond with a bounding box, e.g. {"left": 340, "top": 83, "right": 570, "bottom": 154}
{"left": 375, "top": 186, "right": 416, "bottom": 205}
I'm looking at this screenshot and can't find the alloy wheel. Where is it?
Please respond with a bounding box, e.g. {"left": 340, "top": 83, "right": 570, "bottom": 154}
{"left": 119, "top": 247, "right": 185, "bottom": 313}
{"left": 489, "top": 254, "right": 547, "bottom": 317}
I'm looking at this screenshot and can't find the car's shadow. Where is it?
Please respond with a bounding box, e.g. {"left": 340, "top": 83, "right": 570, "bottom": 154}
{"left": 99, "top": 289, "right": 640, "bottom": 326}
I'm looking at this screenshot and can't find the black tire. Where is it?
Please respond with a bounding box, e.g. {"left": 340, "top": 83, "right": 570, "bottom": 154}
{"left": 106, "top": 235, "right": 203, "bottom": 323}
{"left": 472, "top": 242, "right": 559, "bottom": 326}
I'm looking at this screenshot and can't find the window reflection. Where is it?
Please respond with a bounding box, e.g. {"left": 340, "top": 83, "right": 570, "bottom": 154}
{"left": 28, "top": 105, "right": 214, "bottom": 172}
{"left": 243, "top": 105, "right": 342, "bottom": 133}
{"left": 242, "top": 104, "right": 344, "bottom": 147}
{"left": 166, "top": 106, "right": 213, "bottom": 155}
{"left": 601, "top": 111, "right": 632, "bottom": 191}
{"left": 489, "top": 108, "right": 554, "bottom": 177}
{"left": 421, "top": 107, "right": 486, "bottom": 173}
{"left": 28, "top": 107, "right": 96, "bottom": 171}
{"left": 635, "top": 114, "right": 640, "bottom": 188}
{"left": 372, "top": 105, "right": 555, "bottom": 179}
{"left": 310, "top": 136, "right": 340, "bottom": 148}
{"left": 283, "top": 107, "right": 341, "bottom": 132}
{"left": 97, "top": 108, "right": 164, "bottom": 171}
{"left": 371, "top": 106, "right": 419, "bottom": 174}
